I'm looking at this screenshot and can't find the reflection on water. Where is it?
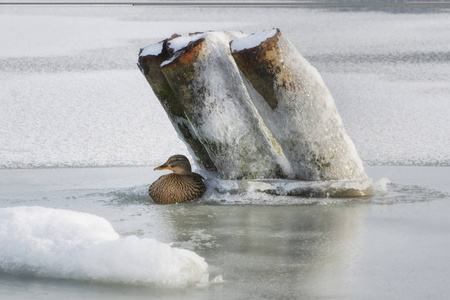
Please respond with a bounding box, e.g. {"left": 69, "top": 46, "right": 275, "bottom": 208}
{"left": 162, "top": 203, "right": 368, "bottom": 299}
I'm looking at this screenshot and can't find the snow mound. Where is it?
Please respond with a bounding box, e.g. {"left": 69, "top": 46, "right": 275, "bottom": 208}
{"left": 0, "top": 206, "right": 209, "bottom": 287}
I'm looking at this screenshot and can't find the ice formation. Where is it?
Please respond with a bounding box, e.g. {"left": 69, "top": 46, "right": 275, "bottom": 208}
{"left": 139, "top": 28, "right": 370, "bottom": 194}
{"left": 203, "top": 175, "right": 374, "bottom": 203}
{"left": 0, "top": 206, "right": 209, "bottom": 287}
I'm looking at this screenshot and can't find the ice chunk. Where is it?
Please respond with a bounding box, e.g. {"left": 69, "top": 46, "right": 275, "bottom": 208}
{"left": 204, "top": 173, "right": 374, "bottom": 204}
{"left": 0, "top": 206, "right": 209, "bottom": 287}
{"left": 372, "top": 177, "right": 391, "bottom": 196}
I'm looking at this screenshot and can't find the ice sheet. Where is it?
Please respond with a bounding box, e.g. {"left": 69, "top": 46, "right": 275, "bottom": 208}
{"left": 0, "top": 15, "right": 247, "bottom": 58}
{"left": 0, "top": 8, "right": 449, "bottom": 169}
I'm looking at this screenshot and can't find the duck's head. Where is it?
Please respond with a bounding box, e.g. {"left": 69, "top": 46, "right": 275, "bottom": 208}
{"left": 154, "top": 154, "right": 192, "bottom": 175}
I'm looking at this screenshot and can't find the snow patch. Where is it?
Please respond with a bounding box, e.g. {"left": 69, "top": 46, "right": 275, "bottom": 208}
{"left": 0, "top": 206, "right": 209, "bottom": 287}
{"left": 140, "top": 41, "right": 164, "bottom": 57}
{"left": 167, "top": 33, "right": 205, "bottom": 53}
{"left": 230, "top": 28, "right": 277, "bottom": 52}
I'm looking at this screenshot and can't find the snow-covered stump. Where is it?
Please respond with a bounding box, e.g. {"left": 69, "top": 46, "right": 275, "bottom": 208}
{"left": 160, "top": 32, "right": 289, "bottom": 180}
{"left": 231, "top": 29, "right": 368, "bottom": 181}
{"left": 139, "top": 30, "right": 373, "bottom": 196}
{"left": 138, "top": 37, "right": 216, "bottom": 171}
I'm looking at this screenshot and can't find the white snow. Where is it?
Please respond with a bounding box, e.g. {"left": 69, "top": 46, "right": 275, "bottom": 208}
{"left": 0, "top": 206, "right": 209, "bottom": 287}
{"left": 160, "top": 33, "right": 206, "bottom": 68}
{"left": 230, "top": 28, "right": 277, "bottom": 52}
{"left": 161, "top": 31, "right": 249, "bottom": 68}
{"left": 167, "top": 33, "right": 205, "bottom": 53}
{"left": 0, "top": 71, "right": 187, "bottom": 169}
{"left": 140, "top": 41, "right": 164, "bottom": 57}
{"left": 160, "top": 51, "right": 181, "bottom": 68}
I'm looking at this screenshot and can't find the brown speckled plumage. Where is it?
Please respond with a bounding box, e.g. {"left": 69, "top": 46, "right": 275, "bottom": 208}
{"left": 149, "top": 155, "right": 206, "bottom": 204}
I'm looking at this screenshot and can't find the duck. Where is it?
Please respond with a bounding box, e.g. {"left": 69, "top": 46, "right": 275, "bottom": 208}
{"left": 149, "top": 154, "right": 206, "bottom": 204}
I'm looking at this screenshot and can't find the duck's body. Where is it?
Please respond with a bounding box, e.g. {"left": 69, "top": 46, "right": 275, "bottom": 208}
{"left": 149, "top": 155, "right": 206, "bottom": 204}
{"left": 149, "top": 172, "right": 206, "bottom": 204}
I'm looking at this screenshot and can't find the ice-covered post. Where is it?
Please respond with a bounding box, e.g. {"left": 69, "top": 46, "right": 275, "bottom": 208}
{"left": 231, "top": 29, "right": 368, "bottom": 181}
{"left": 159, "top": 32, "right": 290, "bottom": 179}
{"left": 138, "top": 37, "right": 216, "bottom": 171}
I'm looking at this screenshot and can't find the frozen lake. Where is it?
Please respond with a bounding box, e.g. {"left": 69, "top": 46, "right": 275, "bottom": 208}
{"left": 0, "top": 166, "right": 449, "bottom": 299}
{"left": 1, "top": 4, "right": 449, "bottom": 168}
{"left": 0, "top": 2, "right": 449, "bottom": 300}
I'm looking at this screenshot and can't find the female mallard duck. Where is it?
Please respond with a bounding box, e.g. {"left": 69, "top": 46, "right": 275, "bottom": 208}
{"left": 149, "top": 154, "right": 206, "bottom": 204}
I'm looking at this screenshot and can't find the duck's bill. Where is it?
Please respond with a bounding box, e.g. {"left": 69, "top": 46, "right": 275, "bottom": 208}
{"left": 154, "top": 163, "right": 170, "bottom": 170}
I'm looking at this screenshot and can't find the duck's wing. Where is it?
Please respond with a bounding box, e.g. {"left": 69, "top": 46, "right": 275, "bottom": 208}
{"left": 149, "top": 175, "right": 169, "bottom": 203}
{"left": 192, "top": 172, "right": 205, "bottom": 181}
